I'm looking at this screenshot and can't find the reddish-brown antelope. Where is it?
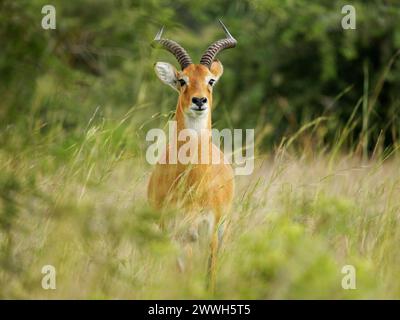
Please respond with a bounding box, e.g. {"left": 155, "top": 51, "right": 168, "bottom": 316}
{"left": 148, "top": 20, "right": 236, "bottom": 290}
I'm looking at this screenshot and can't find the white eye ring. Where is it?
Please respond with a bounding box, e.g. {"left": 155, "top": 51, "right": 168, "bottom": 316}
{"left": 208, "top": 79, "right": 216, "bottom": 86}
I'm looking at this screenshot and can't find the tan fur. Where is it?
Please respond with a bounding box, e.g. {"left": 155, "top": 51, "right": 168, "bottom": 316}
{"left": 148, "top": 61, "right": 234, "bottom": 291}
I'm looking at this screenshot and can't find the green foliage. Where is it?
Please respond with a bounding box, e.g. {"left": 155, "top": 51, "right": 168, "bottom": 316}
{"left": 2, "top": 0, "right": 400, "bottom": 151}
{"left": 1, "top": 0, "right": 400, "bottom": 299}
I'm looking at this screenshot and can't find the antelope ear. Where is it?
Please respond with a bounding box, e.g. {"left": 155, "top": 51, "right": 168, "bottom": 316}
{"left": 154, "top": 62, "right": 179, "bottom": 91}
{"left": 210, "top": 59, "right": 224, "bottom": 80}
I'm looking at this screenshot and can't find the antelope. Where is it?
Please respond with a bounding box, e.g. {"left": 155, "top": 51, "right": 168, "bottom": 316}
{"left": 147, "top": 20, "right": 236, "bottom": 291}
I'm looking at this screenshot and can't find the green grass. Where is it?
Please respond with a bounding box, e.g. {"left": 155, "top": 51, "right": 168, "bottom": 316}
{"left": 2, "top": 0, "right": 400, "bottom": 299}
{"left": 1, "top": 113, "right": 399, "bottom": 299}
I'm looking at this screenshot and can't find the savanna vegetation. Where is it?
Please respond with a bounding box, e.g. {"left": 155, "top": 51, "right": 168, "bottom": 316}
{"left": 0, "top": 0, "right": 399, "bottom": 298}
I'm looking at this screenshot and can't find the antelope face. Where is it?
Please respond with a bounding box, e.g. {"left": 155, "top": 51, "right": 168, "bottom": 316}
{"left": 154, "top": 61, "right": 223, "bottom": 129}
{"left": 152, "top": 20, "right": 236, "bottom": 131}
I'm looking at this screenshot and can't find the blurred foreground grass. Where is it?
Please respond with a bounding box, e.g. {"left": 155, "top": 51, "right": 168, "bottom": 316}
{"left": 1, "top": 113, "right": 399, "bottom": 299}
{"left": 1, "top": 0, "right": 400, "bottom": 299}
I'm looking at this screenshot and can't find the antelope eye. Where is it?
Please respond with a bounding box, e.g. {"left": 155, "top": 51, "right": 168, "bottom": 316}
{"left": 178, "top": 79, "right": 186, "bottom": 86}
{"left": 208, "top": 79, "right": 216, "bottom": 86}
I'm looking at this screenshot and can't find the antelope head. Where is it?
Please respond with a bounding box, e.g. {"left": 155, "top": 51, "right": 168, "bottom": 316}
{"left": 152, "top": 20, "right": 237, "bottom": 133}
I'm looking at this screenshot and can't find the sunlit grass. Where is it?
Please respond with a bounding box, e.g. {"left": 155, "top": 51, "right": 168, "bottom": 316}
{"left": 2, "top": 0, "right": 400, "bottom": 300}
{"left": 1, "top": 114, "right": 399, "bottom": 299}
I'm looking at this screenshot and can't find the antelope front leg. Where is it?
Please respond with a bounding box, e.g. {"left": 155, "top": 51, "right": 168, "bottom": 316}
{"left": 207, "top": 217, "right": 226, "bottom": 293}
{"left": 176, "top": 223, "right": 199, "bottom": 273}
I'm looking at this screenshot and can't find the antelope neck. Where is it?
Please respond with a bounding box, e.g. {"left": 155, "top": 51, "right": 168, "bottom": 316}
{"left": 175, "top": 99, "right": 212, "bottom": 148}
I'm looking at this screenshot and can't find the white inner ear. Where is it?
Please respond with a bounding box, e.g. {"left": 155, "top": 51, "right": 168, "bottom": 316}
{"left": 154, "top": 62, "right": 178, "bottom": 91}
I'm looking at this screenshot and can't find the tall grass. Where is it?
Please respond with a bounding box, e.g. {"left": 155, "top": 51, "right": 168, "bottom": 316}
{"left": 1, "top": 102, "right": 399, "bottom": 298}
{"left": 2, "top": 0, "right": 400, "bottom": 299}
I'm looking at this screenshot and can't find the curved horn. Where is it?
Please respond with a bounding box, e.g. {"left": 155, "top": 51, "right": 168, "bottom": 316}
{"left": 200, "top": 19, "right": 237, "bottom": 69}
{"left": 152, "top": 26, "right": 193, "bottom": 70}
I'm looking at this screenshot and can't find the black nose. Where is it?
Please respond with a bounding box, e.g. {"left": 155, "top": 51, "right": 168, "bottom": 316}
{"left": 192, "top": 97, "right": 207, "bottom": 108}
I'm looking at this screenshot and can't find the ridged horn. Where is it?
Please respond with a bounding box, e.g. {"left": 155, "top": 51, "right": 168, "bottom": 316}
{"left": 152, "top": 26, "right": 193, "bottom": 70}
{"left": 199, "top": 19, "right": 237, "bottom": 69}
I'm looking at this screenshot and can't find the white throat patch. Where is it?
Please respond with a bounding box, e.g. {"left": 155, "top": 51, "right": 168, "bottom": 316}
{"left": 184, "top": 106, "right": 209, "bottom": 134}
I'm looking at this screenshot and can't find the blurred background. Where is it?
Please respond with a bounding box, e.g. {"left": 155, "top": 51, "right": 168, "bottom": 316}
{"left": 1, "top": 0, "right": 400, "bottom": 299}
{"left": 2, "top": 0, "right": 400, "bottom": 152}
